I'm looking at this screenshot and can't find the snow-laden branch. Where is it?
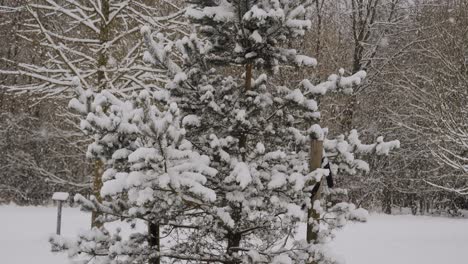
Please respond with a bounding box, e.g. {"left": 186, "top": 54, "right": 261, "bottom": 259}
{"left": 424, "top": 180, "right": 468, "bottom": 196}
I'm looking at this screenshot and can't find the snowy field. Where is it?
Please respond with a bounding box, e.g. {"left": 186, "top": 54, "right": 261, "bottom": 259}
{"left": 1, "top": 205, "right": 467, "bottom": 264}
{"left": 330, "top": 214, "right": 468, "bottom": 264}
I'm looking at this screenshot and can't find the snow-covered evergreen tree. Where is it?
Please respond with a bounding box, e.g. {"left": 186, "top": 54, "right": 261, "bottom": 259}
{"left": 138, "top": 1, "right": 400, "bottom": 263}
{"left": 50, "top": 79, "right": 217, "bottom": 264}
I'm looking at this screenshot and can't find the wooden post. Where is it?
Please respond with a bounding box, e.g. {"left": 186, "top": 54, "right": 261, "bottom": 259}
{"left": 306, "top": 139, "right": 323, "bottom": 252}
{"left": 56, "top": 201, "right": 63, "bottom": 235}
{"left": 52, "top": 192, "right": 69, "bottom": 235}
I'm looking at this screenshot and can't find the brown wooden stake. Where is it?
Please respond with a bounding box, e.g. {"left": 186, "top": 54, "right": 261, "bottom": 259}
{"left": 307, "top": 138, "right": 323, "bottom": 263}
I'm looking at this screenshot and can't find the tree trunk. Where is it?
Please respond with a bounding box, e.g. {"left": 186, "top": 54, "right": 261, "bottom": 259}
{"left": 341, "top": 94, "right": 357, "bottom": 132}
{"left": 315, "top": 0, "right": 323, "bottom": 58}
{"left": 148, "top": 222, "right": 160, "bottom": 264}
{"left": 224, "top": 63, "right": 252, "bottom": 264}
{"left": 91, "top": 0, "right": 111, "bottom": 228}
{"left": 245, "top": 63, "right": 252, "bottom": 92}
{"left": 91, "top": 159, "right": 104, "bottom": 228}
{"left": 226, "top": 229, "right": 241, "bottom": 264}
{"left": 226, "top": 204, "right": 242, "bottom": 264}
{"left": 382, "top": 187, "right": 392, "bottom": 214}
{"left": 238, "top": 63, "right": 252, "bottom": 161}
{"left": 97, "top": 0, "right": 111, "bottom": 90}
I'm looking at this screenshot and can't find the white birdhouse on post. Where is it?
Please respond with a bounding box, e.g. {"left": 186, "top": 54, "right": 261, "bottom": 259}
{"left": 52, "top": 192, "right": 69, "bottom": 235}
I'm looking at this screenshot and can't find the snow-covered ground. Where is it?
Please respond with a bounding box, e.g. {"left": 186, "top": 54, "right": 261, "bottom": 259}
{"left": 1, "top": 205, "right": 467, "bottom": 264}
{"left": 0, "top": 205, "right": 90, "bottom": 264}
{"left": 330, "top": 214, "right": 468, "bottom": 264}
